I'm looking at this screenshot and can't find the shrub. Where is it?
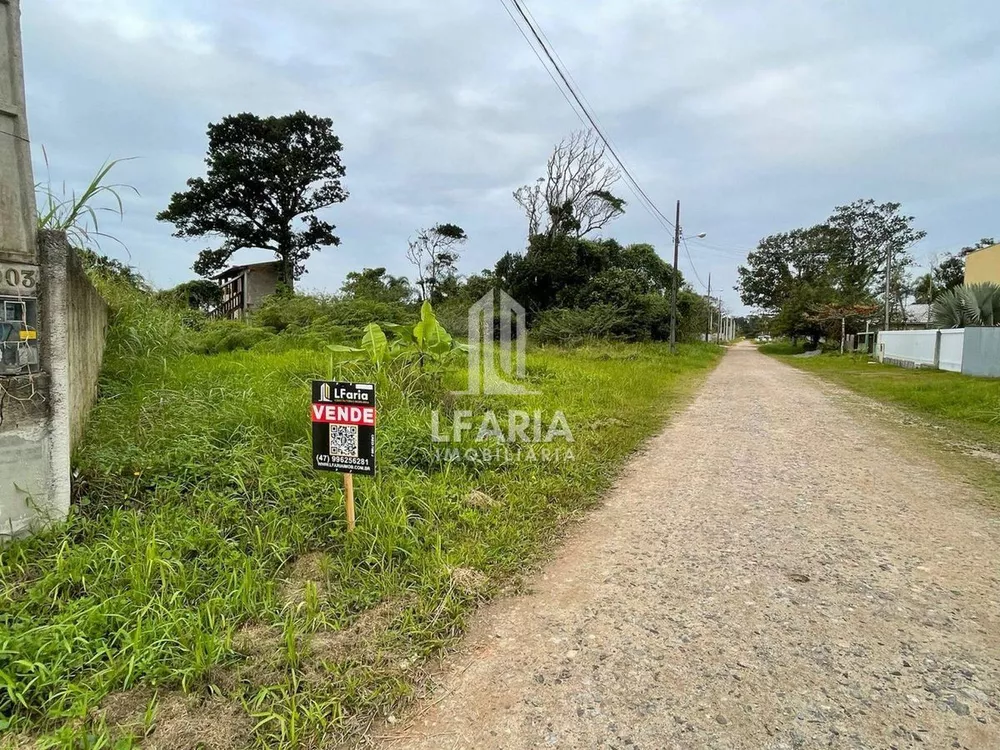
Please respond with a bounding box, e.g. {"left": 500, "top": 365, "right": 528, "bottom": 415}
{"left": 253, "top": 294, "right": 413, "bottom": 335}
{"left": 190, "top": 319, "right": 275, "bottom": 354}
{"left": 932, "top": 282, "right": 1000, "bottom": 328}
{"left": 533, "top": 306, "right": 623, "bottom": 344}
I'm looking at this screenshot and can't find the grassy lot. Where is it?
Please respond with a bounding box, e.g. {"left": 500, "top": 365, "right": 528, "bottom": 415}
{"left": 768, "top": 351, "right": 1000, "bottom": 451}
{"left": 757, "top": 341, "right": 808, "bottom": 356}
{"left": 0, "top": 286, "right": 721, "bottom": 748}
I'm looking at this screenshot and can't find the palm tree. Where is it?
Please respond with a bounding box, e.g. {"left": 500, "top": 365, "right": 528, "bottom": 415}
{"left": 912, "top": 273, "right": 935, "bottom": 304}
{"left": 931, "top": 283, "right": 1000, "bottom": 328}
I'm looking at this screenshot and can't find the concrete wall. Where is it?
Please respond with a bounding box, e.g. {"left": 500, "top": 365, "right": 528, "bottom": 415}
{"left": 0, "top": 232, "right": 109, "bottom": 539}
{"left": 877, "top": 327, "right": 1000, "bottom": 378}
{"left": 65, "top": 246, "right": 108, "bottom": 450}
{"left": 878, "top": 330, "right": 939, "bottom": 368}
{"left": 960, "top": 327, "right": 1000, "bottom": 378}
{"left": 0, "top": 231, "right": 68, "bottom": 538}
{"left": 964, "top": 243, "right": 1000, "bottom": 285}
{"left": 938, "top": 329, "right": 964, "bottom": 373}
{"left": 245, "top": 264, "right": 279, "bottom": 312}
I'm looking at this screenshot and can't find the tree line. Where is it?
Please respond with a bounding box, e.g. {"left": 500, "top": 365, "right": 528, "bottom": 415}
{"left": 156, "top": 112, "right": 710, "bottom": 343}
{"left": 737, "top": 200, "right": 991, "bottom": 342}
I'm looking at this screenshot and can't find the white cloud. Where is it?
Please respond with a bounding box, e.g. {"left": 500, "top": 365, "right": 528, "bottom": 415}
{"left": 51, "top": 0, "right": 213, "bottom": 53}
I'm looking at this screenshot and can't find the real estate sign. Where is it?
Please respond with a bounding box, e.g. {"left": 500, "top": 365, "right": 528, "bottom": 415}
{"left": 311, "top": 380, "right": 376, "bottom": 475}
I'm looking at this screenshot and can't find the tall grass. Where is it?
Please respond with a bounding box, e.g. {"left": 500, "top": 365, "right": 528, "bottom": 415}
{"left": 35, "top": 151, "right": 138, "bottom": 252}
{"left": 0, "top": 289, "right": 722, "bottom": 747}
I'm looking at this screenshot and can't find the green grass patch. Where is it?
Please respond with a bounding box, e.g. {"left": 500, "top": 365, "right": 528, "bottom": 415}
{"left": 757, "top": 340, "right": 807, "bottom": 356}
{"left": 0, "top": 289, "right": 722, "bottom": 747}
{"left": 770, "top": 352, "right": 1000, "bottom": 450}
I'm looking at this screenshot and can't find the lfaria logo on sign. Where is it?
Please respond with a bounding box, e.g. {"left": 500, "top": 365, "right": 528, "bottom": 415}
{"left": 311, "top": 381, "right": 376, "bottom": 475}
{"left": 458, "top": 289, "right": 538, "bottom": 396}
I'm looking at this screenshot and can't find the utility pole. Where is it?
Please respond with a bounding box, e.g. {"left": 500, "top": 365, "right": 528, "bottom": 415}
{"left": 884, "top": 243, "right": 893, "bottom": 331}
{"left": 705, "top": 273, "right": 712, "bottom": 343}
{"left": 669, "top": 199, "right": 681, "bottom": 354}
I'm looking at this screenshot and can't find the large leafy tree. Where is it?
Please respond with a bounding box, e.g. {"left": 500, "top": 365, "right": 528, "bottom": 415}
{"left": 737, "top": 225, "right": 839, "bottom": 312}
{"left": 158, "top": 111, "right": 348, "bottom": 291}
{"left": 825, "top": 199, "right": 926, "bottom": 301}
{"left": 738, "top": 199, "right": 925, "bottom": 334}
{"left": 340, "top": 267, "right": 412, "bottom": 304}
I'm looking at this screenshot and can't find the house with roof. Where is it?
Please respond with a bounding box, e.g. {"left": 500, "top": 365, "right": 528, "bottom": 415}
{"left": 212, "top": 261, "right": 281, "bottom": 320}
{"left": 901, "top": 302, "right": 932, "bottom": 330}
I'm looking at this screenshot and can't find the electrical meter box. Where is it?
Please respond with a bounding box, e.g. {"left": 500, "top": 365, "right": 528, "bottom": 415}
{"left": 0, "top": 264, "right": 40, "bottom": 376}
{"left": 0, "top": 297, "right": 39, "bottom": 375}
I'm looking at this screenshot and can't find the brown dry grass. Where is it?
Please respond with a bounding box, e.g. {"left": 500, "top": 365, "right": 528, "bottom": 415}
{"left": 279, "top": 550, "right": 330, "bottom": 606}
{"left": 98, "top": 689, "right": 253, "bottom": 750}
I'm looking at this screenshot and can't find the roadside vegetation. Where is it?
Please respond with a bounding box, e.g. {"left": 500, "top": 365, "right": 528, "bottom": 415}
{"left": 5, "top": 125, "right": 722, "bottom": 747}
{"left": 756, "top": 341, "right": 807, "bottom": 356}
{"left": 0, "top": 275, "right": 719, "bottom": 747}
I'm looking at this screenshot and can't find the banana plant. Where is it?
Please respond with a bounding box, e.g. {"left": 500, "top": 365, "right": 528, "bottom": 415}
{"left": 327, "top": 301, "right": 465, "bottom": 371}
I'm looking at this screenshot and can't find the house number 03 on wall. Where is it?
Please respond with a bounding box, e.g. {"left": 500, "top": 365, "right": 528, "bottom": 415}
{"left": 0, "top": 265, "right": 39, "bottom": 294}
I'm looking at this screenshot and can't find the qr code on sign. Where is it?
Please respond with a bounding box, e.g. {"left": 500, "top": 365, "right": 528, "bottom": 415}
{"left": 329, "top": 424, "right": 359, "bottom": 457}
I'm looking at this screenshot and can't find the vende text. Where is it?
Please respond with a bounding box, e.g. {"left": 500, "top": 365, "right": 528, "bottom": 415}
{"left": 311, "top": 404, "right": 376, "bottom": 426}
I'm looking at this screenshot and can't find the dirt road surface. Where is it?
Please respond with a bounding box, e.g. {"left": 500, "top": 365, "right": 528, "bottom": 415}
{"left": 377, "top": 343, "right": 1000, "bottom": 750}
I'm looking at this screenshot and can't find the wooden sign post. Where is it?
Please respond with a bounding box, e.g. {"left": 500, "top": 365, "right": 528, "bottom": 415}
{"left": 310, "top": 381, "right": 376, "bottom": 531}
{"left": 344, "top": 472, "right": 355, "bottom": 531}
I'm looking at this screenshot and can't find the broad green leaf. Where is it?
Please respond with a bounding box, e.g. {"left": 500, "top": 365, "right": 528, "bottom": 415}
{"left": 384, "top": 323, "right": 416, "bottom": 345}
{"left": 362, "top": 323, "right": 389, "bottom": 364}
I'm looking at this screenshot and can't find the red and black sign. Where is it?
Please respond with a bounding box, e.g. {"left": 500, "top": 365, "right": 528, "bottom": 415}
{"left": 311, "top": 380, "right": 376, "bottom": 475}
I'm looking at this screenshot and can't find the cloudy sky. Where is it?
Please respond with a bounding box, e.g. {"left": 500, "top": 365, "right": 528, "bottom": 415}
{"left": 21, "top": 0, "right": 1000, "bottom": 312}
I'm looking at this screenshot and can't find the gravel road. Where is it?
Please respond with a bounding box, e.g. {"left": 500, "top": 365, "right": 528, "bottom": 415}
{"left": 377, "top": 343, "right": 1000, "bottom": 750}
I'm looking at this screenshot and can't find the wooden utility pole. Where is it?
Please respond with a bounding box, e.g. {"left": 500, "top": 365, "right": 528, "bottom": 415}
{"left": 669, "top": 200, "right": 681, "bottom": 354}
{"left": 705, "top": 273, "right": 712, "bottom": 343}
{"left": 884, "top": 244, "right": 893, "bottom": 331}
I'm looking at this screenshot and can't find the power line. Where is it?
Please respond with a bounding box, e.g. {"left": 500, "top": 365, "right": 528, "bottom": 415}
{"left": 500, "top": 0, "right": 678, "bottom": 234}
{"left": 497, "top": 0, "right": 590, "bottom": 130}
{"left": 682, "top": 236, "right": 707, "bottom": 290}
{"left": 686, "top": 237, "right": 751, "bottom": 257}
{"left": 516, "top": 1, "right": 630, "bottom": 171}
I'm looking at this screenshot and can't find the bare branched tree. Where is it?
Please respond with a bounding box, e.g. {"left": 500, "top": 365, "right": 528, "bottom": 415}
{"left": 406, "top": 223, "right": 468, "bottom": 302}
{"left": 513, "top": 130, "right": 626, "bottom": 240}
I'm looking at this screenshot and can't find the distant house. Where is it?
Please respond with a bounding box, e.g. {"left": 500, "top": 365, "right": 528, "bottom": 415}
{"left": 901, "top": 303, "right": 932, "bottom": 330}
{"left": 213, "top": 261, "right": 281, "bottom": 320}
{"left": 964, "top": 243, "right": 1000, "bottom": 285}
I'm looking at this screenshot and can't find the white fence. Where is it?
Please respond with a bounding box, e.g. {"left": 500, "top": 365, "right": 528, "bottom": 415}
{"left": 878, "top": 330, "right": 938, "bottom": 368}
{"left": 877, "top": 328, "right": 1000, "bottom": 377}
{"left": 938, "top": 330, "right": 964, "bottom": 373}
